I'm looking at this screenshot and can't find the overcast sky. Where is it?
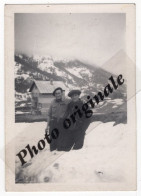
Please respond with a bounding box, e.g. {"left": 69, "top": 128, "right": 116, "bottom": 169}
{"left": 15, "top": 13, "right": 125, "bottom": 66}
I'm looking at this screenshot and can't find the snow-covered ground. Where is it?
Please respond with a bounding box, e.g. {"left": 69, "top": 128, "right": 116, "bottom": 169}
{"left": 15, "top": 120, "right": 134, "bottom": 185}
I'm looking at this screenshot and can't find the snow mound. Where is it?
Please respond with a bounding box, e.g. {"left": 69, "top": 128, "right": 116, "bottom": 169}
{"left": 15, "top": 121, "right": 133, "bottom": 185}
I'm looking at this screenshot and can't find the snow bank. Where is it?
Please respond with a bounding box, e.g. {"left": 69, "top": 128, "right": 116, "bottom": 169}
{"left": 15, "top": 120, "right": 133, "bottom": 185}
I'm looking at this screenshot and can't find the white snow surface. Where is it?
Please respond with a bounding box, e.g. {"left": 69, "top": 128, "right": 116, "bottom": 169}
{"left": 67, "top": 67, "right": 92, "bottom": 79}
{"left": 15, "top": 120, "right": 134, "bottom": 184}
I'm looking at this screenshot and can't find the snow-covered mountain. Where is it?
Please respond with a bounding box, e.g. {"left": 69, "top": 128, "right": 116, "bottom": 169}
{"left": 14, "top": 53, "right": 127, "bottom": 115}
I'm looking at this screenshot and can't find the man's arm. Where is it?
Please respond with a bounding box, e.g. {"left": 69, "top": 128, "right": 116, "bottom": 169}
{"left": 45, "top": 103, "right": 52, "bottom": 133}
{"left": 45, "top": 116, "right": 50, "bottom": 131}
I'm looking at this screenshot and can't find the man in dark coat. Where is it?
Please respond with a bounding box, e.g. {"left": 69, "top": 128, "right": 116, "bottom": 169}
{"left": 64, "top": 89, "right": 91, "bottom": 150}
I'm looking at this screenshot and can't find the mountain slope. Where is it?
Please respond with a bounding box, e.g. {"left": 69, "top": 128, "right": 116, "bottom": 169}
{"left": 15, "top": 53, "right": 127, "bottom": 116}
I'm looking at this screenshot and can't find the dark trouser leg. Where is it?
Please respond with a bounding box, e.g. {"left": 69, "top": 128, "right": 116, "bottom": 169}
{"left": 49, "top": 130, "right": 58, "bottom": 151}
{"left": 49, "top": 119, "right": 58, "bottom": 151}
{"left": 72, "top": 119, "right": 91, "bottom": 150}
{"left": 73, "top": 129, "right": 85, "bottom": 150}
{"left": 57, "top": 128, "right": 73, "bottom": 151}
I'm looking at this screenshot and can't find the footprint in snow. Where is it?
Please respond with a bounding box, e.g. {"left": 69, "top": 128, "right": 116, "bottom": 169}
{"left": 53, "top": 163, "right": 59, "bottom": 169}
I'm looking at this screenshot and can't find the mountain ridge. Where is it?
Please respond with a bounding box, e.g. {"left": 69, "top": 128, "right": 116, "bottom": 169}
{"left": 15, "top": 53, "right": 126, "bottom": 101}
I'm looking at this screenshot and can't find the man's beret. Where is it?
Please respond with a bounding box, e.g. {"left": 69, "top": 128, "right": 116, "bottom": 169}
{"left": 68, "top": 89, "right": 81, "bottom": 97}
{"left": 53, "top": 87, "right": 63, "bottom": 96}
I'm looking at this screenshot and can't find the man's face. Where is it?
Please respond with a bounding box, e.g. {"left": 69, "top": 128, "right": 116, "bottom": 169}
{"left": 71, "top": 94, "right": 79, "bottom": 102}
{"left": 55, "top": 90, "right": 63, "bottom": 100}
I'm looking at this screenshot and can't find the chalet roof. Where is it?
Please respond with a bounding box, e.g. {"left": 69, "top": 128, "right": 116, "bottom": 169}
{"left": 29, "top": 80, "right": 67, "bottom": 94}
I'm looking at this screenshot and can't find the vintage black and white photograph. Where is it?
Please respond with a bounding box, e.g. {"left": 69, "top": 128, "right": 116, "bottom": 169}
{"left": 5, "top": 4, "right": 136, "bottom": 191}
